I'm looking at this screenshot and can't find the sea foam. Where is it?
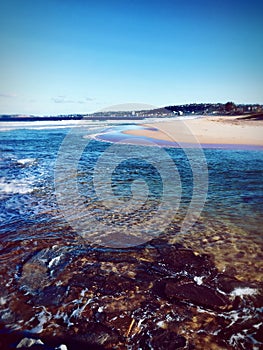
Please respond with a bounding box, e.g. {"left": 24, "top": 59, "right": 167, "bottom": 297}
{"left": 0, "top": 178, "right": 34, "bottom": 195}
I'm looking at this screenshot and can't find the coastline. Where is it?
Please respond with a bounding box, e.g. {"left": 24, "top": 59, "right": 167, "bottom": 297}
{"left": 123, "top": 115, "right": 263, "bottom": 147}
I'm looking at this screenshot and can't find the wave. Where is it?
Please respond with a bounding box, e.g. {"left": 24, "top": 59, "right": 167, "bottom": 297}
{"left": 0, "top": 177, "right": 34, "bottom": 195}
{"left": 17, "top": 158, "right": 37, "bottom": 166}
{"left": 0, "top": 120, "right": 123, "bottom": 131}
{"left": 0, "top": 116, "right": 202, "bottom": 132}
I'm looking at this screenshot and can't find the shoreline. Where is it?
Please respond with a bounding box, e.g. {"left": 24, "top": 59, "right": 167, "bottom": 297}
{"left": 123, "top": 115, "right": 263, "bottom": 147}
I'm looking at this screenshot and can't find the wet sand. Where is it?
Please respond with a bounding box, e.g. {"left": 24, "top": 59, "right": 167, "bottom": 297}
{"left": 123, "top": 115, "right": 263, "bottom": 147}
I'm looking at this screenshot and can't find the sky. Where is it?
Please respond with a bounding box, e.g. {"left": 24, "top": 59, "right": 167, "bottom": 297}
{"left": 0, "top": 0, "right": 263, "bottom": 115}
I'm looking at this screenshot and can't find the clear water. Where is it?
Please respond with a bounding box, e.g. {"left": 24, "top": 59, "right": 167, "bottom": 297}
{"left": 0, "top": 125, "right": 262, "bottom": 240}
{"left": 0, "top": 122, "right": 262, "bottom": 348}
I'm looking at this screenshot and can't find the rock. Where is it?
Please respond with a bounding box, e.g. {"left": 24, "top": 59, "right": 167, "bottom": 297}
{"left": 70, "top": 323, "right": 120, "bottom": 347}
{"left": 149, "top": 330, "right": 187, "bottom": 350}
{"left": 33, "top": 285, "right": 67, "bottom": 307}
{"left": 157, "top": 244, "right": 217, "bottom": 277}
{"left": 19, "top": 260, "right": 49, "bottom": 293}
{"left": 254, "top": 324, "right": 263, "bottom": 343}
{"left": 0, "top": 238, "right": 261, "bottom": 349}
{"left": 164, "top": 278, "right": 231, "bottom": 310}
{"left": 16, "top": 337, "right": 44, "bottom": 348}
{"left": 19, "top": 246, "right": 89, "bottom": 294}
{"left": 216, "top": 274, "right": 256, "bottom": 294}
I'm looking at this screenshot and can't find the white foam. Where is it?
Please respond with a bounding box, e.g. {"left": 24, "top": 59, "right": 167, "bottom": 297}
{"left": 80, "top": 288, "right": 89, "bottom": 297}
{"left": 0, "top": 116, "right": 202, "bottom": 132}
{"left": 194, "top": 276, "right": 204, "bottom": 285}
{"left": 56, "top": 345, "right": 67, "bottom": 350}
{"left": 0, "top": 297, "right": 7, "bottom": 305}
{"left": 157, "top": 320, "right": 166, "bottom": 328}
{"left": 253, "top": 322, "right": 262, "bottom": 329}
{"left": 54, "top": 310, "right": 72, "bottom": 327}
{"left": 230, "top": 287, "right": 258, "bottom": 298}
{"left": 29, "top": 307, "right": 52, "bottom": 333}
{"left": 48, "top": 254, "right": 63, "bottom": 269}
{"left": 0, "top": 178, "right": 34, "bottom": 194}
{"left": 0, "top": 119, "right": 112, "bottom": 131}
{"left": 17, "top": 158, "right": 36, "bottom": 166}
{"left": 70, "top": 298, "right": 92, "bottom": 319}
{"left": 229, "top": 333, "right": 245, "bottom": 347}
{"left": 1, "top": 311, "right": 12, "bottom": 320}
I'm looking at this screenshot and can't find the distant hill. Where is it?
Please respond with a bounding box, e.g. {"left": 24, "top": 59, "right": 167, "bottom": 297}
{"left": 1, "top": 102, "right": 262, "bottom": 121}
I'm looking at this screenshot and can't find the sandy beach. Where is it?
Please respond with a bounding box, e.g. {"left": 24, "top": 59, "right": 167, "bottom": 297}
{"left": 123, "top": 115, "right": 263, "bottom": 146}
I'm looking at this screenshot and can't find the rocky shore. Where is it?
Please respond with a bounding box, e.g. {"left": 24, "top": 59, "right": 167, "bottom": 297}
{"left": 0, "top": 235, "right": 262, "bottom": 349}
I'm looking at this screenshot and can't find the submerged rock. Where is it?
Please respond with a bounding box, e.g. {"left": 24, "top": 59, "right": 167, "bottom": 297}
{"left": 33, "top": 286, "right": 68, "bottom": 307}
{"left": 147, "top": 330, "right": 186, "bottom": 350}
{"left": 0, "top": 238, "right": 262, "bottom": 349}
{"left": 19, "top": 246, "right": 88, "bottom": 294}
{"left": 164, "top": 278, "right": 231, "bottom": 310}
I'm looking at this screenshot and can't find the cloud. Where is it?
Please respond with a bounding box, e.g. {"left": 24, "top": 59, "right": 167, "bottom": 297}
{"left": 51, "top": 96, "right": 74, "bottom": 104}
{"left": 51, "top": 96, "right": 95, "bottom": 104}
{"left": 0, "top": 92, "right": 17, "bottom": 98}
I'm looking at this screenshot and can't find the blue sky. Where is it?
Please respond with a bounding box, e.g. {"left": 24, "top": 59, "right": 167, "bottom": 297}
{"left": 0, "top": 0, "right": 263, "bottom": 115}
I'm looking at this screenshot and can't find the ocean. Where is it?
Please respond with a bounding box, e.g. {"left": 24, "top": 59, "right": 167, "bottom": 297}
{"left": 0, "top": 120, "right": 262, "bottom": 349}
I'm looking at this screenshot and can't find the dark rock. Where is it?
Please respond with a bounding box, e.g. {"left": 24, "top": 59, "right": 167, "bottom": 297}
{"left": 164, "top": 279, "right": 231, "bottom": 310}
{"left": 68, "top": 263, "right": 101, "bottom": 288}
{"left": 216, "top": 274, "right": 256, "bottom": 294}
{"left": 19, "top": 259, "right": 49, "bottom": 293}
{"left": 158, "top": 245, "right": 217, "bottom": 278}
{"left": 100, "top": 274, "right": 136, "bottom": 296}
{"left": 32, "top": 286, "right": 67, "bottom": 307}
{"left": 1, "top": 239, "right": 262, "bottom": 350}
{"left": 94, "top": 311, "right": 106, "bottom": 323}
{"left": 96, "top": 249, "right": 138, "bottom": 263}
{"left": 19, "top": 246, "right": 89, "bottom": 294}
{"left": 143, "top": 330, "right": 187, "bottom": 350}
{"left": 72, "top": 323, "right": 119, "bottom": 347}
{"left": 254, "top": 324, "right": 263, "bottom": 343}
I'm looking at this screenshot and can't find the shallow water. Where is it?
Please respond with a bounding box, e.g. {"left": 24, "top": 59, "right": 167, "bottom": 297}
{"left": 0, "top": 122, "right": 262, "bottom": 349}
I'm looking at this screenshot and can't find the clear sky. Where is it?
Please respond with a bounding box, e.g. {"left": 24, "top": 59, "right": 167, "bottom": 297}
{"left": 0, "top": 0, "right": 263, "bottom": 115}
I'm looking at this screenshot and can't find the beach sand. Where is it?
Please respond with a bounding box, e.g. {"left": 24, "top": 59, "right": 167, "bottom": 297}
{"left": 123, "top": 115, "right": 263, "bottom": 146}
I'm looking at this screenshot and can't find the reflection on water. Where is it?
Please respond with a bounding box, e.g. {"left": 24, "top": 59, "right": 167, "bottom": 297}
{"left": 0, "top": 124, "right": 262, "bottom": 349}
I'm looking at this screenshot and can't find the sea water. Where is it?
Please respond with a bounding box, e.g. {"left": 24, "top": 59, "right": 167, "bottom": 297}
{"left": 0, "top": 122, "right": 262, "bottom": 241}
{"left": 0, "top": 121, "right": 262, "bottom": 348}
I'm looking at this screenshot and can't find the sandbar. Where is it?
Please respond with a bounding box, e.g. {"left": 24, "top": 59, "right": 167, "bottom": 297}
{"left": 123, "top": 115, "right": 263, "bottom": 147}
